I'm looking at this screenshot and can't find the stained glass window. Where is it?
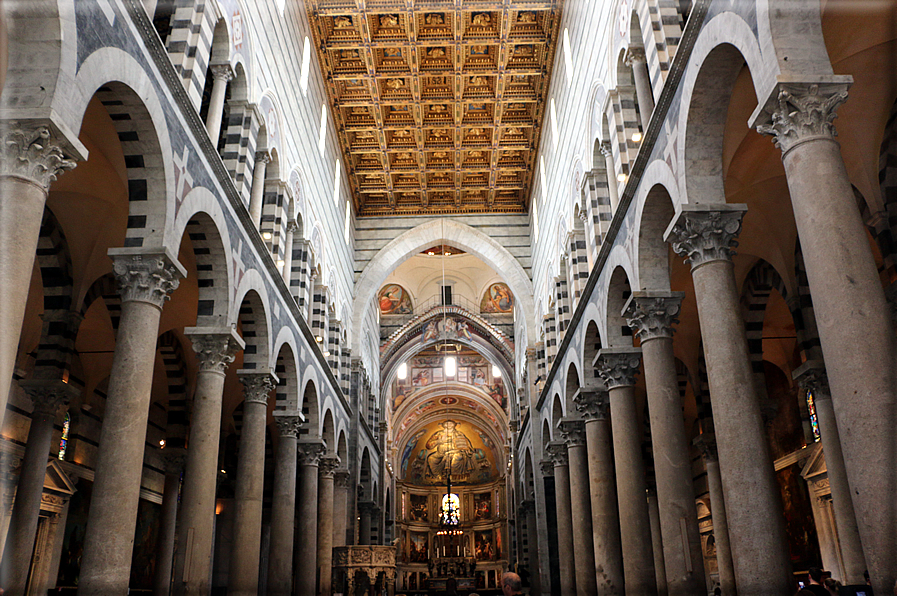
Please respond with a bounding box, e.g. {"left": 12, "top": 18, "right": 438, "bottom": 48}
{"left": 58, "top": 411, "right": 71, "bottom": 460}
{"left": 807, "top": 389, "right": 821, "bottom": 443}
{"left": 441, "top": 493, "right": 460, "bottom": 525}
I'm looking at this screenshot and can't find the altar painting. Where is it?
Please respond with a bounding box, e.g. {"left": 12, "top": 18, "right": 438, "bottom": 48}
{"left": 402, "top": 419, "right": 498, "bottom": 486}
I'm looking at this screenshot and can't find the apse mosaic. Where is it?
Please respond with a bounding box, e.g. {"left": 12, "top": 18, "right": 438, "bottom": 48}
{"left": 401, "top": 419, "right": 499, "bottom": 486}
{"left": 393, "top": 354, "right": 505, "bottom": 410}
{"left": 479, "top": 283, "right": 514, "bottom": 313}
{"left": 378, "top": 283, "right": 413, "bottom": 315}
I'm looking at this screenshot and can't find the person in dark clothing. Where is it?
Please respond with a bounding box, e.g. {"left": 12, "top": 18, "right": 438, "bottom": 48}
{"left": 803, "top": 567, "right": 830, "bottom": 596}
{"left": 501, "top": 572, "right": 524, "bottom": 596}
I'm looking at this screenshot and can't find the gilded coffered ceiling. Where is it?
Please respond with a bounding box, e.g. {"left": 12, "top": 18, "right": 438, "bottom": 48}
{"left": 306, "top": 1, "right": 563, "bottom": 217}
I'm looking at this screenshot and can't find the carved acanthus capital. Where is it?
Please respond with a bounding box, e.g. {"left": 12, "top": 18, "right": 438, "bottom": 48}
{"left": 1, "top": 123, "right": 79, "bottom": 190}
{"left": 210, "top": 64, "right": 235, "bottom": 83}
{"left": 594, "top": 348, "right": 642, "bottom": 389}
{"left": 599, "top": 141, "right": 614, "bottom": 158}
{"left": 573, "top": 387, "right": 610, "bottom": 421}
{"left": 546, "top": 441, "right": 568, "bottom": 467}
{"left": 539, "top": 459, "right": 554, "bottom": 477}
{"left": 108, "top": 249, "right": 186, "bottom": 307}
{"left": 19, "top": 379, "right": 78, "bottom": 415}
{"left": 296, "top": 439, "right": 326, "bottom": 466}
{"left": 238, "top": 371, "right": 278, "bottom": 405}
{"left": 753, "top": 82, "right": 851, "bottom": 155}
{"left": 623, "top": 45, "right": 647, "bottom": 67}
{"left": 273, "top": 409, "right": 305, "bottom": 438}
{"left": 286, "top": 219, "right": 300, "bottom": 234}
{"left": 518, "top": 499, "right": 536, "bottom": 515}
{"left": 623, "top": 292, "right": 685, "bottom": 341}
{"left": 693, "top": 432, "right": 718, "bottom": 463}
{"left": 558, "top": 417, "right": 587, "bottom": 448}
{"left": 358, "top": 500, "right": 378, "bottom": 515}
{"left": 186, "top": 328, "right": 244, "bottom": 374}
{"left": 319, "top": 456, "right": 341, "bottom": 478}
{"left": 792, "top": 360, "right": 830, "bottom": 400}
{"left": 161, "top": 448, "right": 187, "bottom": 475}
{"left": 255, "top": 150, "right": 271, "bottom": 165}
{"left": 664, "top": 205, "right": 747, "bottom": 270}
{"left": 334, "top": 468, "right": 352, "bottom": 489}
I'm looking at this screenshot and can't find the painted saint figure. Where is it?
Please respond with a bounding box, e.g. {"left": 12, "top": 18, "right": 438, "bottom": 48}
{"left": 425, "top": 420, "right": 477, "bottom": 479}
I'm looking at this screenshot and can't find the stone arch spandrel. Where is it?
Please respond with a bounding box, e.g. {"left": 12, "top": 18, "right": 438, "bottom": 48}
{"left": 352, "top": 219, "right": 535, "bottom": 353}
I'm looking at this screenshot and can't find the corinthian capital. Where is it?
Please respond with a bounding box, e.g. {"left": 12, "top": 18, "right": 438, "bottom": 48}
{"left": 594, "top": 347, "right": 642, "bottom": 389}
{"left": 238, "top": 370, "right": 278, "bottom": 405}
{"left": 186, "top": 327, "right": 245, "bottom": 374}
{"left": 319, "top": 456, "right": 341, "bottom": 478}
{"left": 752, "top": 81, "right": 851, "bottom": 155}
{"left": 19, "top": 379, "right": 78, "bottom": 415}
{"left": 334, "top": 468, "right": 351, "bottom": 489}
{"left": 573, "top": 387, "right": 610, "bottom": 421}
{"left": 297, "top": 439, "right": 326, "bottom": 466}
{"left": 664, "top": 204, "right": 747, "bottom": 270}
{"left": 558, "top": 417, "right": 586, "bottom": 448}
{"left": 255, "top": 150, "right": 271, "bottom": 165}
{"left": 210, "top": 64, "right": 235, "bottom": 83}
{"left": 599, "top": 141, "right": 614, "bottom": 158}
{"left": 623, "top": 292, "right": 685, "bottom": 341}
{"left": 273, "top": 409, "right": 305, "bottom": 438}
{"left": 108, "top": 249, "right": 186, "bottom": 307}
{"left": 1, "top": 123, "right": 79, "bottom": 190}
{"left": 546, "top": 440, "right": 568, "bottom": 467}
{"left": 623, "top": 46, "right": 647, "bottom": 67}
{"left": 791, "top": 360, "right": 830, "bottom": 400}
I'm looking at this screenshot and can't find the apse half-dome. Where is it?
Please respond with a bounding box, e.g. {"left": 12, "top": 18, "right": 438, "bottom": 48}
{"left": 400, "top": 418, "right": 500, "bottom": 486}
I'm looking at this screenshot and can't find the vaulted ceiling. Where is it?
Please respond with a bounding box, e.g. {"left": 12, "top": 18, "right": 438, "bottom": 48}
{"left": 306, "top": 1, "right": 563, "bottom": 217}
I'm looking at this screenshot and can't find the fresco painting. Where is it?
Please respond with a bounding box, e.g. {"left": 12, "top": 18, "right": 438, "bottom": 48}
{"left": 378, "top": 283, "right": 413, "bottom": 315}
{"left": 480, "top": 283, "right": 513, "bottom": 313}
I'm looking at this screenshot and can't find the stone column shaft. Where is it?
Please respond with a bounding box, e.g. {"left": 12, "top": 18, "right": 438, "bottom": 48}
{"left": 646, "top": 490, "right": 667, "bottom": 596}
{"left": 596, "top": 350, "right": 656, "bottom": 596}
{"left": 624, "top": 293, "right": 705, "bottom": 595}
{"left": 625, "top": 48, "right": 655, "bottom": 131}
{"left": 228, "top": 372, "right": 277, "bottom": 596}
{"left": 694, "top": 436, "right": 736, "bottom": 596}
{"left": 317, "top": 457, "right": 340, "bottom": 596}
{"left": 359, "top": 501, "right": 374, "bottom": 545}
{"left": 559, "top": 420, "right": 598, "bottom": 596}
{"left": 332, "top": 469, "right": 351, "bottom": 547}
{"left": 600, "top": 143, "right": 620, "bottom": 213}
{"left": 248, "top": 152, "right": 269, "bottom": 229}
{"left": 665, "top": 206, "right": 791, "bottom": 595}
{"left": 205, "top": 65, "right": 233, "bottom": 146}
{"left": 282, "top": 221, "right": 297, "bottom": 283}
{"left": 0, "top": 124, "right": 78, "bottom": 431}
{"left": 2, "top": 386, "right": 71, "bottom": 595}
{"left": 173, "top": 329, "right": 242, "bottom": 596}
{"left": 547, "top": 443, "right": 576, "bottom": 596}
{"left": 267, "top": 411, "right": 303, "bottom": 596}
{"left": 153, "top": 453, "right": 185, "bottom": 596}
{"left": 793, "top": 363, "right": 866, "bottom": 583}
{"left": 294, "top": 441, "right": 324, "bottom": 596}
{"left": 78, "top": 252, "right": 183, "bottom": 595}
{"left": 754, "top": 83, "right": 896, "bottom": 593}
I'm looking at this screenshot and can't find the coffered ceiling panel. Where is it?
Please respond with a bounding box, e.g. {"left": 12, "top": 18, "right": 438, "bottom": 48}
{"left": 306, "top": 0, "right": 563, "bottom": 217}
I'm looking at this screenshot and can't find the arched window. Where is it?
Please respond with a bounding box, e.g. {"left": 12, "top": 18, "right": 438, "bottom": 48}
{"left": 441, "top": 493, "right": 460, "bottom": 525}
{"left": 58, "top": 411, "right": 71, "bottom": 460}
{"left": 806, "top": 389, "right": 821, "bottom": 443}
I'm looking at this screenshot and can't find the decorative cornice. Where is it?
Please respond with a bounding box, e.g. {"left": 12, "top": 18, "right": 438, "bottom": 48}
{"left": 546, "top": 441, "right": 568, "bottom": 467}
{"left": 0, "top": 123, "right": 78, "bottom": 190}
{"left": 238, "top": 371, "right": 278, "bottom": 405}
{"left": 573, "top": 387, "right": 610, "bottom": 421}
{"left": 594, "top": 348, "right": 642, "bottom": 389}
{"left": 319, "top": 456, "right": 341, "bottom": 478}
{"left": 791, "top": 360, "right": 830, "bottom": 400}
{"left": 273, "top": 409, "right": 305, "bottom": 438}
{"left": 108, "top": 249, "right": 186, "bottom": 307}
{"left": 558, "top": 417, "right": 587, "bottom": 448}
{"left": 186, "top": 327, "right": 244, "bottom": 374}
{"left": 297, "top": 439, "right": 326, "bottom": 466}
{"left": 623, "top": 292, "right": 685, "bottom": 342}
{"left": 752, "top": 82, "right": 851, "bottom": 155}
{"left": 664, "top": 204, "right": 747, "bottom": 270}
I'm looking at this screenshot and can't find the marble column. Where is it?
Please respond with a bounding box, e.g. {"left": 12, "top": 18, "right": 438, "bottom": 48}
{"left": 665, "top": 205, "right": 791, "bottom": 594}
{"left": 754, "top": 82, "right": 897, "bottom": 593}
{"left": 546, "top": 443, "right": 576, "bottom": 596}
{"left": 332, "top": 468, "right": 351, "bottom": 547}
{"left": 281, "top": 220, "right": 298, "bottom": 283}
{"left": 228, "top": 371, "right": 277, "bottom": 596}
{"left": 793, "top": 362, "right": 866, "bottom": 583}
{"left": 574, "top": 388, "right": 624, "bottom": 595}
{"left": 267, "top": 411, "right": 304, "bottom": 596}
{"left": 205, "top": 65, "right": 234, "bottom": 146}
{"left": 78, "top": 251, "right": 184, "bottom": 595}
{"left": 623, "top": 293, "right": 705, "bottom": 595}
{"left": 359, "top": 500, "right": 376, "bottom": 546}
{"left": 599, "top": 142, "right": 620, "bottom": 213}
{"left": 2, "top": 382, "right": 73, "bottom": 595}
{"left": 519, "top": 500, "right": 542, "bottom": 595}
{"left": 595, "top": 348, "right": 657, "bottom": 596}
{"left": 624, "top": 47, "right": 655, "bottom": 131}
{"left": 693, "top": 434, "right": 736, "bottom": 596}
{"left": 646, "top": 488, "right": 668, "bottom": 596}
{"left": 248, "top": 151, "right": 270, "bottom": 230}
{"left": 0, "top": 123, "right": 78, "bottom": 430}
{"left": 559, "top": 419, "right": 598, "bottom": 596}
{"left": 294, "top": 440, "right": 325, "bottom": 596}
{"left": 172, "top": 329, "right": 243, "bottom": 596}
{"left": 153, "top": 450, "right": 186, "bottom": 596}
{"left": 317, "top": 456, "right": 340, "bottom": 596}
